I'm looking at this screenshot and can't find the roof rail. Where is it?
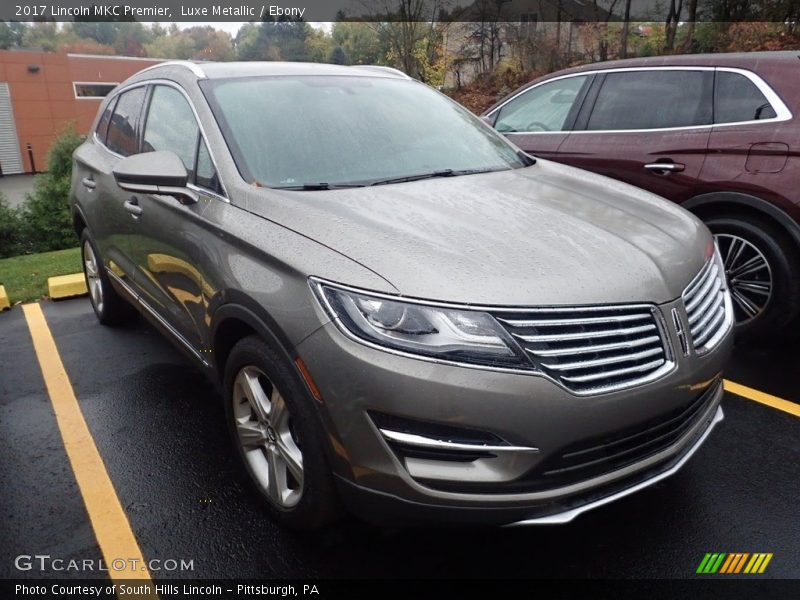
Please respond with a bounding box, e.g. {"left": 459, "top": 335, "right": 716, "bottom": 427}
{"left": 351, "top": 65, "right": 411, "bottom": 79}
{"left": 137, "top": 60, "right": 207, "bottom": 79}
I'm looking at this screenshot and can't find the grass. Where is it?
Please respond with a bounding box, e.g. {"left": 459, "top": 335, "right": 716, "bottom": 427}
{"left": 0, "top": 247, "right": 82, "bottom": 304}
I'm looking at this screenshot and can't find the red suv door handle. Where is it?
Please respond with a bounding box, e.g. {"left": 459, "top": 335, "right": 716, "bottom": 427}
{"left": 644, "top": 162, "right": 685, "bottom": 174}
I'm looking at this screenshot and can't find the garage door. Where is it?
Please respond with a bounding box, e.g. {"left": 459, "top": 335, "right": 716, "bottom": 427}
{"left": 0, "top": 82, "right": 24, "bottom": 175}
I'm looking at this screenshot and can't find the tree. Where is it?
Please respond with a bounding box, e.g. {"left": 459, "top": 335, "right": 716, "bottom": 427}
{"left": 619, "top": 0, "right": 633, "bottom": 58}
{"left": 332, "top": 21, "right": 382, "bottom": 65}
{"left": 360, "top": 0, "right": 445, "bottom": 77}
{"left": 682, "top": 0, "right": 699, "bottom": 52}
{"left": 145, "top": 31, "right": 196, "bottom": 60}
{"left": 236, "top": 18, "right": 311, "bottom": 61}
{"left": 0, "top": 22, "right": 27, "bottom": 49}
{"left": 21, "top": 125, "right": 83, "bottom": 253}
{"left": 183, "top": 26, "right": 234, "bottom": 61}
{"left": 305, "top": 27, "right": 335, "bottom": 63}
{"left": 664, "top": 0, "right": 684, "bottom": 52}
{"left": 329, "top": 45, "right": 347, "bottom": 64}
{"left": 21, "top": 22, "right": 62, "bottom": 52}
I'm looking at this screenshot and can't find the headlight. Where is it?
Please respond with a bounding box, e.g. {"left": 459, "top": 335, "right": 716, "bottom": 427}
{"left": 311, "top": 280, "right": 530, "bottom": 368}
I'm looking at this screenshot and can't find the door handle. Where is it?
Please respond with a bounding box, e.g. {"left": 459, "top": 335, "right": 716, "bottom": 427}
{"left": 81, "top": 177, "right": 96, "bottom": 190}
{"left": 124, "top": 197, "right": 143, "bottom": 218}
{"left": 644, "top": 162, "right": 685, "bottom": 174}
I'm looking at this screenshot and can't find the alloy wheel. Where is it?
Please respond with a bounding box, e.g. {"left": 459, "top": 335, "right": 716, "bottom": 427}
{"left": 83, "top": 240, "right": 104, "bottom": 314}
{"left": 232, "top": 366, "right": 304, "bottom": 508}
{"left": 714, "top": 233, "right": 773, "bottom": 325}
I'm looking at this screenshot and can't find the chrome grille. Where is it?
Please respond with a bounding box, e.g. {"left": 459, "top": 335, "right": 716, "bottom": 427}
{"left": 493, "top": 305, "right": 672, "bottom": 395}
{"left": 682, "top": 258, "right": 733, "bottom": 355}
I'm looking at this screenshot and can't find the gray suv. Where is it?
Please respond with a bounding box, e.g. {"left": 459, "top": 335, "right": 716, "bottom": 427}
{"left": 71, "top": 61, "right": 734, "bottom": 530}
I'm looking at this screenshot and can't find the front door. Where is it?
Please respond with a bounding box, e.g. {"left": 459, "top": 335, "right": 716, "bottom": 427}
{"left": 488, "top": 73, "right": 593, "bottom": 159}
{"left": 127, "top": 84, "right": 224, "bottom": 352}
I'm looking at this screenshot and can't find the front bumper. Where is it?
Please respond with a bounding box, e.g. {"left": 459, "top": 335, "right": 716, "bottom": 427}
{"left": 297, "top": 296, "right": 732, "bottom": 525}
{"left": 335, "top": 404, "right": 723, "bottom": 526}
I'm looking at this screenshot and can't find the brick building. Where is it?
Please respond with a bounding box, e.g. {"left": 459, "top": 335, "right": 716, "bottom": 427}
{"left": 0, "top": 50, "right": 161, "bottom": 174}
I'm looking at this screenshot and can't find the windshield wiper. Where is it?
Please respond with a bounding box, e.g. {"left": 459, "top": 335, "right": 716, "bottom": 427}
{"left": 369, "top": 167, "right": 512, "bottom": 186}
{"left": 369, "top": 169, "right": 456, "bottom": 186}
{"left": 274, "top": 182, "right": 367, "bottom": 191}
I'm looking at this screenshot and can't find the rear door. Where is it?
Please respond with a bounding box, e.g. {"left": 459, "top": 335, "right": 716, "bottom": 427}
{"left": 555, "top": 68, "right": 713, "bottom": 204}
{"left": 73, "top": 86, "right": 147, "bottom": 286}
{"left": 701, "top": 68, "right": 794, "bottom": 186}
{"left": 486, "top": 74, "right": 593, "bottom": 158}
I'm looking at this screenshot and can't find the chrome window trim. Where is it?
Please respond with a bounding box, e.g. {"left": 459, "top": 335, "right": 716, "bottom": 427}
{"left": 136, "top": 60, "right": 207, "bottom": 79}
{"left": 93, "top": 79, "right": 228, "bottom": 202}
{"left": 309, "top": 276, "right": 677, "bottom": 397}
{"left": 488, "top": 65, "right": 792, "bottom": 135}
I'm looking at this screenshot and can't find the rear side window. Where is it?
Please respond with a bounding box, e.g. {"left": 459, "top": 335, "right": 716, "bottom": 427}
{"left": 95, "top": 96, "right": 117, "bottom": 144}
{"left": 587, "top": 70, "right": 712, "bottom": 131}
{"left": 106, "top": 87, "right": 146, "bottom": 157}
{"left": 714, "top": 71, "right": 777, "bottom": 124}
{"left": 494, "top": 75, "right": 588, "bottom": 133}
{"left": 142, "top": 85, "right": 200, "bottom": 176}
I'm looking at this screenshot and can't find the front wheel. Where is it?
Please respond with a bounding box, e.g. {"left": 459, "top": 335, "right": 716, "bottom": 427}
{"left": 705, "top": 215, "right": 800, "bottom": 338}
{"left": 223, "top": 335, "right": 341, "bottom": 530}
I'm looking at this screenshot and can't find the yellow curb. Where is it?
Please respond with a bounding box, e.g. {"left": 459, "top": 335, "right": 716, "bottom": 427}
{"left": 0, "top": 284, "right": 9, "bottom": 311}
{"left": 48, "top": 273, "right": 88, "bottom": 300}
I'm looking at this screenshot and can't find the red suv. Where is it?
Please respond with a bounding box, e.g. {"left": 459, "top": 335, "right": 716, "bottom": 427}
{"left": 484, "top": 51, "right": 800, "bottom": 338}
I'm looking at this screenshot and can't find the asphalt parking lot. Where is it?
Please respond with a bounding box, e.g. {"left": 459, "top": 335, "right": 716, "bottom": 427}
{"left": 1, "top": 297, "right": 798, "bottom": 582}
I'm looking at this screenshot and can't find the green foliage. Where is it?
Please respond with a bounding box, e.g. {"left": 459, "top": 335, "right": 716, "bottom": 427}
{"left": 19, "top": 126, "right": 82, "bottom": 254}
{"left": 331, "top": 22, "right": 382, "bottom": 65}
{"left": 21, "top": 22, "right": 60, "bottom": 52}
{"left": 329, "top": 46, "right": 347, "bottom": 65}
{"left": 0, "top": 22, "right": 26, "bottom": 49}
{"left": 493, "top": 61, "right": 527, "bottom": 94}
{"left": 0, "top": 195, "right": 25, "bottom": 259}
{"left": 236, "top": 19, "right": 311, "bottom": 62}
{"left": 305, "top": 28, "right": 336, "bottom": 63}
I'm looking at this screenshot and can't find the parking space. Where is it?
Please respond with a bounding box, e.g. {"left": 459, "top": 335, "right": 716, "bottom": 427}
{"left": 1, "top": 297, "right": 799, "bottom": 581}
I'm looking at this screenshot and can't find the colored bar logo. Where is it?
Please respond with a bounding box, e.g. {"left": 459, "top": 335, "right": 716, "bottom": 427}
{"left": 696, "top": 553, "right": 773, "bottom": 574}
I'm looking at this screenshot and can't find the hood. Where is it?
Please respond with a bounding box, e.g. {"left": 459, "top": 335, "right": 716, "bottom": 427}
{"left": 238, "top": 160, "right": 710, "bottom": 306}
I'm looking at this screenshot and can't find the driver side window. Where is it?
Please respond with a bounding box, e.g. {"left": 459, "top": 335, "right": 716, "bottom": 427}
{"left": 494, "top": 75, "right": 588, "bottom": 133}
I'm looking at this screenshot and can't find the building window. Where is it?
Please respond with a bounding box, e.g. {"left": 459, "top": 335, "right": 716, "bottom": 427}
{"left": 73, "top": 82, "right": 118, "bottom": 99}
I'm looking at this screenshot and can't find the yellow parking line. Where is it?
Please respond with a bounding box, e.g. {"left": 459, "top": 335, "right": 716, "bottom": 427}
{"left": 724, "top": 379, "right": 800, "bottom": 418}
{"left": 22, "top": 303, "right": 158, "bottom": 599}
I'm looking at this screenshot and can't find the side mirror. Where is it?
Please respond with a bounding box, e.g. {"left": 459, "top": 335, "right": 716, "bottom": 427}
{"left": 112, "top": 151, "right": 198, "bottom": 205}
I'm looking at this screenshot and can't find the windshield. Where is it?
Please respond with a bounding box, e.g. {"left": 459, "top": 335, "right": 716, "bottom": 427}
{"left": 200, "top": 75, "right": 525, "bottom": 188}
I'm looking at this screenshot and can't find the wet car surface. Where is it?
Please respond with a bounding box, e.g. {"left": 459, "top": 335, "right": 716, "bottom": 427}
{"left": 1, "top": 298, "right": 798, "bottom": 580}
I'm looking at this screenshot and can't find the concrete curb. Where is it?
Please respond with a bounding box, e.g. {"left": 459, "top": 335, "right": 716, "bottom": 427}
{"left": 0, "top": 285, "right": 9, "bottom": 311}
{"left": 48, "top": 273, "right": 88, "bottom": 300}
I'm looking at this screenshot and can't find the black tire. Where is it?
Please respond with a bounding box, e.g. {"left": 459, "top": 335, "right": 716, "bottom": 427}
{"left": 79, "top": 229, "right": 137, "bottom": 326}
{"left": 223, "top": 335, "right": 341, "bottom": 530}
{"left": 704, "top": 214, "right": 800, "bottom": 339}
